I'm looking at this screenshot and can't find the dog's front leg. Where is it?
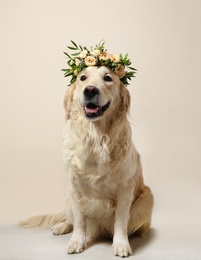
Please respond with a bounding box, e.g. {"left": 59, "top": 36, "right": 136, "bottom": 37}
{"left": 66, "top": 192, "right": 86, "bottom": 254}
{"left": 113, "top": 184, "right": 133, "bottom": 257}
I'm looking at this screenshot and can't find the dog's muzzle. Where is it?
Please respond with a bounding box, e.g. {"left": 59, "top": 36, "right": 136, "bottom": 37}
{"left": 83, "top": 86, "right": 110, "bottom": 119}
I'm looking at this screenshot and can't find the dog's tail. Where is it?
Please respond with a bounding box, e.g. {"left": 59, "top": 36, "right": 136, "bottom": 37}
{"left": 19, "top": 211, "right": 66, "bottom": 229}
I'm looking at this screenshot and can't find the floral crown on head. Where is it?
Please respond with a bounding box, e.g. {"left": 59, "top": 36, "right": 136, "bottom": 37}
{"left": 62, "top": 40, "right": 137, "bottom": 86}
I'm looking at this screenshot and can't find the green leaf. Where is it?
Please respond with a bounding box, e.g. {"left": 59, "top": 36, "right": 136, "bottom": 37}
{"left": 67, "top": 46, "right": 77, "bottom": 50}
{"left": 126, "top": 72, "right": 135, "bottom": 77}
{"left": 83, "top": 46, "right": 88, "bottom": 51}
{"left": 61, "top": 68, "right": 69, "bottom": 72}
{"left": 64, "top": 71, "right": 74, "bottom": 77}
{"left": 71, "top": 52, "right": 81, "bottom": 56}
{"left": 71, "top": 40, "right": 78, "bottom": 48}
{"left": 63, "top": 52, "right": 71, "bottom": 59}
{"left": 129, "top": 67, "right": 137, "bottom": 71}
{"left": 70, "top": 76, "right": 76, "bottom": 85}
{"left": 67, "top": 60, "right": 72, "bottom": 66}
{"left": 124, "top": 53, "right": 128, "bottom": 60}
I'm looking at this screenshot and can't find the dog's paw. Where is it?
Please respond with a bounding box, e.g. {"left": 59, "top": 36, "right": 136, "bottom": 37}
{"left": 66, "top": 240, "right": 86, "bottom": 254}
{"left": 51, "top": 222, "right": 72, "bottom": 235}
{"left": 113, "top": 243, "right": 132, "bottom": 257}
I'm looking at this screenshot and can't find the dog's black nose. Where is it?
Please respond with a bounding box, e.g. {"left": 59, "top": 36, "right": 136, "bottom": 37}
{"left": 83, "top": 86, "right": 99, "bottom": 100}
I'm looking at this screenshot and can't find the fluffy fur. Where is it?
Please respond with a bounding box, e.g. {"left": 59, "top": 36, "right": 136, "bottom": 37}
{"left": 20, "top": 66, "right": 153, "bottom": 257}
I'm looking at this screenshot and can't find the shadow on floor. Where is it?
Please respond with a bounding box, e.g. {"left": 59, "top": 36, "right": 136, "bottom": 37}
{"left": 86, "top": 227, "right": 157, "bottom": 253}
{"left": 130, "top": 228, "right": 157, "bottom": 254}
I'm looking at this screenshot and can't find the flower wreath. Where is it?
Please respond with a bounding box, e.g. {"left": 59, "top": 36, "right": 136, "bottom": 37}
{"left": 62, "top": 40, "right": 137, "bottom": 86}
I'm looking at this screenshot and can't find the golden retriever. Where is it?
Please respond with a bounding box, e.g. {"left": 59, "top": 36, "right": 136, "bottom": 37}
{"left": 20, "top": 66, "right": 153, "bottom": 257}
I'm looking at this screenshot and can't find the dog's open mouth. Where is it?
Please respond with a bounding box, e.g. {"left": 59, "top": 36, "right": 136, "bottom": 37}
{"left": 84, "top": 102, "right": 110, "bottom": 119}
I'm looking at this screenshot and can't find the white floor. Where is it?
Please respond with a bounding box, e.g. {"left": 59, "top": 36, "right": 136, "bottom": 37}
{"left": 0, "top": 220, "right": 200, "bottom": 260}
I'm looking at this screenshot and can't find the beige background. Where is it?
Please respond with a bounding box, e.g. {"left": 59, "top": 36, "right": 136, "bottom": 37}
{"left": 0, "top": 0, "right": 201, "bottom": 241}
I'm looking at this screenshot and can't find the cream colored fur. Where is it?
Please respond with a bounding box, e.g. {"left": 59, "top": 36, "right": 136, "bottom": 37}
{"left": 20, "top": 66, "right": 153, "bottom": 257}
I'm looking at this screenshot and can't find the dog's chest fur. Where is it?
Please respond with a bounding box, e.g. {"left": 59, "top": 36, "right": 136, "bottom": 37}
{"left": 63, "top": 119, "right": 132, "bottom": 204}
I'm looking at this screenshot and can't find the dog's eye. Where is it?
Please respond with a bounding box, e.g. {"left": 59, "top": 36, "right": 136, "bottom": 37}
{"left": 80, "top": 75, "right": 86, "bottom": 81}
{"left": 104, "top": 75, "right": 112, "bottom": 82}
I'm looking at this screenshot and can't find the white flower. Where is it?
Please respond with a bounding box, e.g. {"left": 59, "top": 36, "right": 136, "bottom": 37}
{"left": 99, "top": 51, "right": 110, "bottom": 61}
{"left": 110, "top": 54, "right": 119, "bottom": 63}
{"left": 80, "top": 50, "right": 88, "bottom": 59}
{"left": 75, "top": 58, "right": 81, "bottom": 66}
{"left": 114, "top": 64, "right": 126, "bottom": 79}
{"left": 85, "top": 56, "right": 97, "bottom": 66}
{"left": 90, "top": 49, "right": 100, "bottom": 56}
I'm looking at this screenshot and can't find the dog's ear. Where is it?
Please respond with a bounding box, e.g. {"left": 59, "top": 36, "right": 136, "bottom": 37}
{"left": 120, "top": 82, "right": 131, "bottom": 112}
{"left": 64, "top": 83, "right": 76, "bottom": 120}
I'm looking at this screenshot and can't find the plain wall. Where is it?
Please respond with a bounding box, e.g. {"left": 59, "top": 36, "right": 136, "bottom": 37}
{"left": 1, "top": 0, "right": 201, "bottom": 233}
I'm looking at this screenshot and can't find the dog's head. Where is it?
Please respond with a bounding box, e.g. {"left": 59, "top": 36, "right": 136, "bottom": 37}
{"left": 64, "top": 66, "right": 130, "bottom": 121}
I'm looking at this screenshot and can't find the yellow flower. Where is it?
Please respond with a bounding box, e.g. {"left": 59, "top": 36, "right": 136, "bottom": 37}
{"left": 85, "top": 56, "right": 97, "bottom": 66}
{"left": 80, "top": 50, "right": 88, "bottom": 59}
{"left": 114, "top": 64, "right": 125, "bottom": 79}
{"left": 74, "top": 69, "right": 78, "bottom": 76}
{"left": 99, "top": 51, "right": 110, "bottom": 61}
{"left": 110, "top": 54, "right": 119, "bottom": 63}
{"left": 90, "top": 49, "right": 100, "bottom": 56}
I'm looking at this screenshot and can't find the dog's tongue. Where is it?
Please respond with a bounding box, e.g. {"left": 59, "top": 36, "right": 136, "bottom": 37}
{"left": 85, "top": 106, "right": 99, "bottom": 114}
